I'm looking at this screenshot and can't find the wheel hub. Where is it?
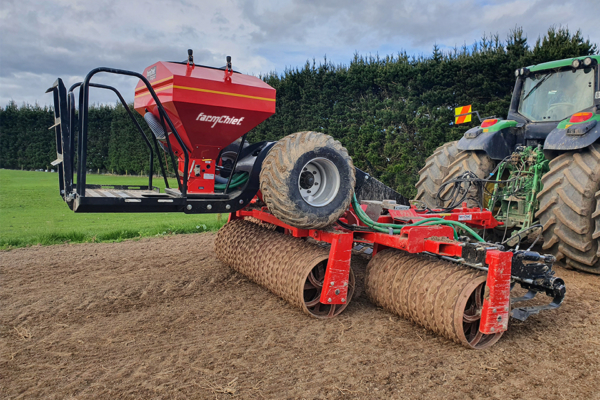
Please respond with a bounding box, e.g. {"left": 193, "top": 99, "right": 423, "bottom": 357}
{"left": 298, "top": 157, "right": 341, "bottom": 207}
{"left": 299, "top": 171, "right": 315, "bottom": 189}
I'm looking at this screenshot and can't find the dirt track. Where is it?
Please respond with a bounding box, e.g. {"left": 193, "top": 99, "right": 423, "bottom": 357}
{"left": 1, "top": 232, "right": 599, "bottom": 399}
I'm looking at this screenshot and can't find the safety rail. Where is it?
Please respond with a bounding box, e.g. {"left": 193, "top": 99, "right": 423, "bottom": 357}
{"left": 47, "top": 67, "right": 191, "bottom": 202}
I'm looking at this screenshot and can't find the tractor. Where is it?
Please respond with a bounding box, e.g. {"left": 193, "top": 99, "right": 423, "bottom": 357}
{"left": 46, "top": 50, "right": 567, "bottom": 349}
{"left": 415, "top": 55, "right": 600, "bottom": 274}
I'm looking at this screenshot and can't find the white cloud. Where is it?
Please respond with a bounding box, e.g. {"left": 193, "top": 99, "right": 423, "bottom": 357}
{"left": 0, "top": 0, "right": 597, "bottom": 106}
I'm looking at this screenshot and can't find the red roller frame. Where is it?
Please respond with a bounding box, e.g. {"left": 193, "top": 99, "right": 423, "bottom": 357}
{"left": 232, "top": 204, "right": 511, "bottom": 335}
{"left": 383, "top": 202, "right": 501, "bottom": 230}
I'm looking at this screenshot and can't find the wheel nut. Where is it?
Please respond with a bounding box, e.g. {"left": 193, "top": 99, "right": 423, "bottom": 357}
{"left": 341, "top": 298, "right": 346, "bottom": 303}
{"left": 492, "top": 308, "right": 497, "bottom": 313}
{"left": 330, "top": 281, "right": 335, "bottom": 286}
{"left": 328, "top": 298, "right": 332, "bottom": 303}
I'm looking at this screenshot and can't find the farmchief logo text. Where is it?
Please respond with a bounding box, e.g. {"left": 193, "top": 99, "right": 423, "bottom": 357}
{"left": 196, "top": 113, "right": 245, "bottom": 128}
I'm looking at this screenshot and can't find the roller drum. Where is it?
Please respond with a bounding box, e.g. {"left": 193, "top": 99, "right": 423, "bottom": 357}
{"left": 366, "top": 249, "right": 502, "bottom": 349}
{"left": 215, "top": 219, "right": 355, "bottom": 318}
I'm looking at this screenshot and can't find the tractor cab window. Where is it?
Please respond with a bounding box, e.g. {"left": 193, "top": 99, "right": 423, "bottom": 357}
{"left": 518, "top": 67, "right": 595, "bottom": 122}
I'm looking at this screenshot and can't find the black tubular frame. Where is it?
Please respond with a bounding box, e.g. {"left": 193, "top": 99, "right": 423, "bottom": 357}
{"left": 68, "top": 81, "right": 170, "bottom": 190}
{"left": 49, "top": 79, "right": 72, "bottom": 198}
{"left": 76, "top": 67, "right": 190, "bottom": 197}
{"left": 223, "top": 133, "right": 247, "bottom": 194}
{"left": 47, "top": 66, "right": 274, "bottom": 214}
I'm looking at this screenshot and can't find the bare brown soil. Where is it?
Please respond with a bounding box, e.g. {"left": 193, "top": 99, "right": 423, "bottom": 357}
{"left": 1, "top": 233, "right": 599, "bottom": 399}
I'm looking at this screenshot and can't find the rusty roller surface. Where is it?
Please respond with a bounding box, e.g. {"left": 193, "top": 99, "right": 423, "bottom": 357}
{"left": 366, "top": 249, "right": 503, "bottom": 349}
{"left": 215, "top": 219, "right": 355, "bottom": 319}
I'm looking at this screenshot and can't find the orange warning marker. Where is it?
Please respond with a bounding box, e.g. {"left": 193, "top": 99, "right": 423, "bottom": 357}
{"left": 455, "top": 105, "right": 472, "bottom": 124}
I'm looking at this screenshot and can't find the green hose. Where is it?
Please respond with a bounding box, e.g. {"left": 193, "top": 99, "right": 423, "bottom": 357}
{"left": 214, "top": 172, "right": 249, "bottom": 191}
{"left": 350, "top": 193, "right": 485, "bottom": 242}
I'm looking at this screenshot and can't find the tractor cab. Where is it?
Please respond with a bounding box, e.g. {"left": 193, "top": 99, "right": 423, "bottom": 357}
{"left": 457, "top": 55, "right": 600, "bottom": 159}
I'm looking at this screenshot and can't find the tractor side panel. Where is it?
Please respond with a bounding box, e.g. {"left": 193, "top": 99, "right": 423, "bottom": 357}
{"left": 544, "top": 124, "right": 600, "bottom": 151}
{"left": 457, "top": 130, "right": 516, "bottom": 160}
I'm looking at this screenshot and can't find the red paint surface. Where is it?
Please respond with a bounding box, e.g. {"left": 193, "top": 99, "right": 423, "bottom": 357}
{"left": 133, "top": 61, "right": 276, "bottom": 193}
{"left": 480, "top": 250, "right": 512, "bottom": 334}
{"left": 319, "top": 233, "right": 354, "bottom": 304}
{"left": 388, "top": 206, "right": 500, "bottom": 229}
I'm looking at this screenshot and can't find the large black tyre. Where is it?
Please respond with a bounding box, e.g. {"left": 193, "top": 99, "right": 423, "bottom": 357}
{"left": 438, "top": 150, "right": 496, "bottom": 208}
{"left": 536, "top": 143, "right": 600, "bottom": 274}
{"left": 259, "top": 131, "right": 356, "bottom": 229}
{"left": 415, "top": 141, "right": 461, "bottom": 207}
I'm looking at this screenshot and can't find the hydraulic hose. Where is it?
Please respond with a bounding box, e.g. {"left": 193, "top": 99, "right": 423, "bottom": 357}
{"left": 350, "top": 193, "right": 485, "bottom": 242}
{"left": 215, "top": 172, "right": 248, "bottom": 191}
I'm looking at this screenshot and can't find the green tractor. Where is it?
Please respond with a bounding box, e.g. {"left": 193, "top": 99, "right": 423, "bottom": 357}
{"left": 416, "top": 55, "right": 600, "bottom": 274}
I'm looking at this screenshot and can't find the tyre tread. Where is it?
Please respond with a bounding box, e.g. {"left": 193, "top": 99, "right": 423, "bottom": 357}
{"left": 415, "top": 141, "right": 460, "bottom": 207}
{"left": 260, "top": 131, "right": 355, "bottom": 229}
{"left": 536, "top": 143, "right": 600, "bottom": 273}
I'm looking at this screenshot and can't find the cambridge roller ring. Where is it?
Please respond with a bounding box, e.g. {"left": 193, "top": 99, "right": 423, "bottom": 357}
{"left": 365, "top": 249, "right": 503, "bottom": 349}
{"left": 215, "top": 219, "right": 355, "bottom": 318}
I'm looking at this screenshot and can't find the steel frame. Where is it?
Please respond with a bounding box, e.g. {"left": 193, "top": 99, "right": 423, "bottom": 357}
{"left": 233, "top": 205, "right": 513, "bottom": 335}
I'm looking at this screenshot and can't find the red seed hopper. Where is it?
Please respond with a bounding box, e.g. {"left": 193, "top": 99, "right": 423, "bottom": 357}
{"left": 134, "top": 57, "right": 275, "bottom": 194}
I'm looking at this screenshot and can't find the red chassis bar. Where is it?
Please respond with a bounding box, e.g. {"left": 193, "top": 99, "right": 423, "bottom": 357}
{"left": 384, "top": 203, "right": 501, "bottom": 230}
{"left": 232, "top": 206, "right": 511, "bottom": 335}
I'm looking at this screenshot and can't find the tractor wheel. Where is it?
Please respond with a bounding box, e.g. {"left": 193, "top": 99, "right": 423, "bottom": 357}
{"left": 259, "top": 131, "right": 356, "bottom": 230}
{"left": 536, "top": 143, "right": 600, "bottom": 274}
{"left": 415, "top": 141, "right": 461, "bottom": 207}
{"left": 439, "top": 150, "right": 496, "bottom": 208}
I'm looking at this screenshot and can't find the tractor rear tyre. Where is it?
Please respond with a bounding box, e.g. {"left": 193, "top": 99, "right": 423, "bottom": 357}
{"left": 259, "top": 131, "right": 356, "bottom": 230}
{"left": 415, "top": 141, "right": 461, "bottom": 207}
{"left": 536, "top": 143, "right": 600, "bottom": 274}
{"left": 438, "top": 150, "right": 496, "bottom": 208}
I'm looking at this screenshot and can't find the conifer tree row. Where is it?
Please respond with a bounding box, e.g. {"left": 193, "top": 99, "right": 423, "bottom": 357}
{"left": 0, "top": 27, "right": 596, "bottom": 196}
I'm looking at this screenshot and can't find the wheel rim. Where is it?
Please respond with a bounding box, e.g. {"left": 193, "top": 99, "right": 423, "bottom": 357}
{"left": 303, "top": 261, "right": 354, "bottom": 318}
{"left": 298, "top": 157, "right": 340, "bottom": 207}
{"left": 455, "top": 279, "right": 503, "bottom": 349}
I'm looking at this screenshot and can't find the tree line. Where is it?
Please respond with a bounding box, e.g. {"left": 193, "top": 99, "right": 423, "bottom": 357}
{"left": 0, "top": 27, "right": 596, "bottom": 197}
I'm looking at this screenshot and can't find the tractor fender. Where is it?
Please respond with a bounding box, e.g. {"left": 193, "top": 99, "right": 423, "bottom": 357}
{"left": 543, "top": 121, "right": 600, "bottom": 151}
{"left": 457, "top": 128, "right": 516, "bottom": 160}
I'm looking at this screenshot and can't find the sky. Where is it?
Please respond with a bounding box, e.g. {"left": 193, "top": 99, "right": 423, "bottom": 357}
{"left": 1, "top": 0, "right": 599, "bottom": 107}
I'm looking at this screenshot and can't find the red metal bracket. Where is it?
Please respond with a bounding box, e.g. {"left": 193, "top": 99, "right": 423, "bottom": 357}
{"left": 479, "top": 250, "right": 512, "bottom": 334}
{"left": 388, "top": 205, "right": 500, "bottom": 230}
{"left": 319, "top": 232, "right": 353, "bottom": 305}
{"left": 357, "top": 225, "right": 460, "bottom": 256}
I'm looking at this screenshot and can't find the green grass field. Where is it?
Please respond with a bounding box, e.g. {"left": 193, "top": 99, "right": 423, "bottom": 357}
{"left": 0, "top": 169, "right": 224, "bottom": 249}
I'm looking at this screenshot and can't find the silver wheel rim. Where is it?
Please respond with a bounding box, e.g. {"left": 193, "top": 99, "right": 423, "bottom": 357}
{"left": 298, "top": 157, "right": 340, "bottom": 207}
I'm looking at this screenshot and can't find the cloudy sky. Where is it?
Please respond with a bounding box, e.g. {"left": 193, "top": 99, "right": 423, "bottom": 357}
{"left": 1, "top": 0, "right": 598, "bottom": 107}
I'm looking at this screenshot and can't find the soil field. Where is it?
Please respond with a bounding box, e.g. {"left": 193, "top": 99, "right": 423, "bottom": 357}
{"left": 1, "top": 232, "right": 599, "bottom": 399}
